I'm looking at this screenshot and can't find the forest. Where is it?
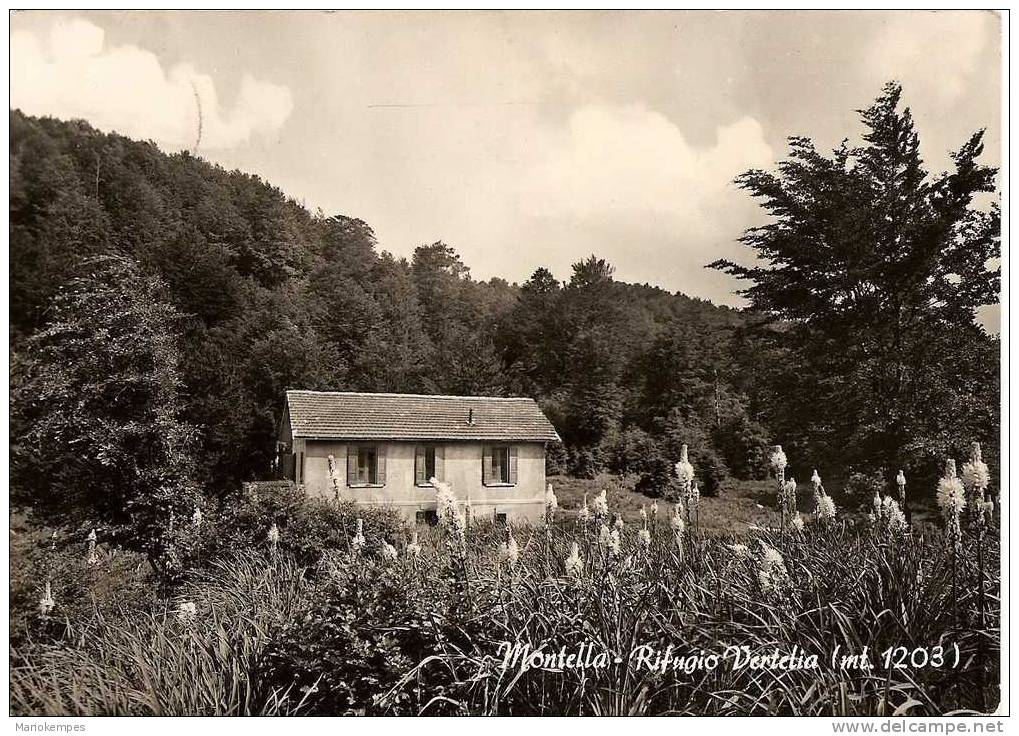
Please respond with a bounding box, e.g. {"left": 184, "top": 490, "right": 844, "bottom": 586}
{"left": 9, "top": 83, "right": 1000, "bottom": 540}
{"left": 8, "top": 84, "right": 1003, "bottom": 717}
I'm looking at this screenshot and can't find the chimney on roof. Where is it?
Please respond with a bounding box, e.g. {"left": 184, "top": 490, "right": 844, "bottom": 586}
{"left": 468, "top": 408, "right": 474, "bottom": 426}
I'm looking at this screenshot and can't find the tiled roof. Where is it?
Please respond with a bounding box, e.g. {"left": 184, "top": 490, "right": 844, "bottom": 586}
{"left": 285, "top": 390, "right": 561, "bottom": 442}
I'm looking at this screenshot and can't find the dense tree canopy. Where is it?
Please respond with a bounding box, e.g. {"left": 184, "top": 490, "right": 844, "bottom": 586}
{"left": 712, "top": 83, "right": 1000, "bottom": 481}
{"left": 10, "top": 83, "right": 1000, "bottom": 530}
{"left": 10, "top": 110, "right": 751, "bottom": 515}
{"left": 11, "top": 256, "right": 201, "bottom": 577}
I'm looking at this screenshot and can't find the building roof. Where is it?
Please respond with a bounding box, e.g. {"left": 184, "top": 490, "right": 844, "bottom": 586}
{"left": 284, "top": 390, "right": 561, "bottom": 443}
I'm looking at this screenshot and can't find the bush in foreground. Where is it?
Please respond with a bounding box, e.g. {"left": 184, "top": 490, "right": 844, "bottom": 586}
{"left": 10, "top": 552, "right": 312, "bottom": 716}
{"left": 255, "top": 514, "right": 998, "bottom": 716}
{"left": 9, "top": 473, "right": 1000, "bottom": 716}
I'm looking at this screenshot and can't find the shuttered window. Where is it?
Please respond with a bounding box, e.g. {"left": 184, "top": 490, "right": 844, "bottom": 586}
{"left": 482, "top": 447, "right": 493, "bottom": 485}
{"left": 347, "top": 444, "right": 386, "bottom": 486}
{"left": 415, "top": 445, "right": 442, "bottom": 485}
{"left": 376, "top": 446, "right": 387, "bottom": 485}
{"left": 483, "top": 445, "right": 517, "bottom": 485}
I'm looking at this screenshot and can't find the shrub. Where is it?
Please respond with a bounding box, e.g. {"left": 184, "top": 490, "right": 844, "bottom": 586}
{"left": 545, "top": 441, "right": 569, "bottom": 476}
{"left": 634, "top": 456, "right": 678, "bottom": 499}
{"left": 199, "top": 481, "right": 305, "bottom": 560}
{"left": 9, "top": 512, "right": 158, "bottom": 647}
{"left": 286, "top": 501, "right": 407, "bottom": 568}
{"left": 202, "top": 483, "right": 408, "bottom": 569}
{"left": 568, "top": 445, "right": 606, "bottom": 478}
{"left": 842, "top": 469, "right": 886, "bottom": 511}
{"left": 690, "top": 444, "right": 728, "bottom": 497}
{"left": 257, "top": 556, "right": 458, "bottom": 715}
{"left": 632, "top": 437, "right": 727, "bottom": 499}
{"left": 657, "top": 408, "right": 729, "bottom": 496}
{"left": 712, "top": 412, "right": 772, "bottom": 479}
{"left": 604, "top": 426, "right": 661, "bottom": 476}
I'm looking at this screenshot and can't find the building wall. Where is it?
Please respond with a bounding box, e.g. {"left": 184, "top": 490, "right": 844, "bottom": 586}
{"left": 298, "top": 440, "right": 546, "bottom": 523}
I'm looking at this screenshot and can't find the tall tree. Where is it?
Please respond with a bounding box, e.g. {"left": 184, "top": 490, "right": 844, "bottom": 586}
{"left": 410, "top": 242, "right": 504, "bottom": 394}
{"left": 496, "top": 267, "right": 565, "bottom": 395}
{"left": 11, "top": 256, "right": 201, "bottom": 578}
{"left": 711, "top": 83, "right": 1000, "bottom": 474}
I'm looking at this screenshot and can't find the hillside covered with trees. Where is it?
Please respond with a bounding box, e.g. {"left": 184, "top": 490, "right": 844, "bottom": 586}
{"left": 10, "top": 84, "right": 1000, "bottom": 549}
{"left": 9, "top": 109, "right": 765, "bottom": 514}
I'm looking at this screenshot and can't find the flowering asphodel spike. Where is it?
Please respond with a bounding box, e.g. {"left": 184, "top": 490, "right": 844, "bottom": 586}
{"left": 545, "top": 483, "right": 558, "bottom": 526}
{"left": 86, "top": 529, "right": 99, "bottom": 566}
{"left": 39, "top": 581, "right": 55, "bottom": 617}
{"left": 406, "top": 529, "right": 422, "bottom": 559}
{"left": 500, "top": 524, "right": 520, "bottom": 567}
{"left": 937, "top": 458, "right": 965, "bottom": 555}
{"left": 565, "top": 542, "right": 583, "bottom": 578}
{"left": 961, "top": 442, "right": 990, "bottom": 506}
{"left": 578, "top": 493, "right": 591, "bottom": 525}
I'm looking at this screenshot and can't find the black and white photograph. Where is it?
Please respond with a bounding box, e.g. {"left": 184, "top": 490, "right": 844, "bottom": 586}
{"left": 7, "top": 9, "right": 1006, "bottom": 721}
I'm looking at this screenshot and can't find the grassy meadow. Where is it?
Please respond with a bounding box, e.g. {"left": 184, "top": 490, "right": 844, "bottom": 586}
{"left": 554, "top": 474, "right": 789, "bottom": 533}
{"left": 9, "top": 468, "right": 999, "bottom": 717}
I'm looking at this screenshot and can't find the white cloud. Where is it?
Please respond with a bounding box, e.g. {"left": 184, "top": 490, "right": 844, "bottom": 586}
{"left": 510, "top": 105, "right": 773, "bottom": 293}
{"left": 334, "top": 98, "right": 773, "bottom": 299}
{"left": 10, "top": 17, "right": 293, "bottom": 151}
{"left": 7, "top": 15, "right": 777, "bottom": 303}
{"left": 523, "top": 105, "right": 772, "bottom": 225}
{"left": 866, "top": 11, "right": 996, "bottom": 108}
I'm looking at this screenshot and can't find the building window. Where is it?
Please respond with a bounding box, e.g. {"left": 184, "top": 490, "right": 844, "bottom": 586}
{"left": 424, "top": 446, "right": 436, "bottom": 479}
{"left": 357, "top": 446, "right": 377, "bottom": 484}
{"left": 495, "top": 512, "right": 508, "bottom": 525}
{"left": 484, "top": 445, "right": 517, "bottom": 486}
{"left": 415, "top": 445, "right": 440, "bottom": 485}
{"left": 491, "top": 446, "right": 510, "bottom": 483}
{"left": 347, "top": 444, "right": 386, "bottom": 486}
{"left": 416, "top": 510, "right": 439, "bottom": 526}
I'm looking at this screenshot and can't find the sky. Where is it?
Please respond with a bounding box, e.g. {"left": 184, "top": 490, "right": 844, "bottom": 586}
{"left": 9, "top": 10, "right": 1002, "bottom": 324}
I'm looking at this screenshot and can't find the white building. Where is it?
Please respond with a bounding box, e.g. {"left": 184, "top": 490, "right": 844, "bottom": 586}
{"left": 277, "top": 390, "right": 561, "bottom": 523}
